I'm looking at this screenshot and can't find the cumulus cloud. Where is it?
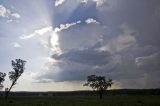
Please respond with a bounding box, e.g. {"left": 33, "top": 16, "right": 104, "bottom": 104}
{"left": 0, "top": 5, "right": 7, "bottom": 17}
{"left": 35, "top": 21, "right": 133, "bottom": 84}
{"left": 55, "top": 0, "right": 65, "bottom": 7}
{"left": 0, "top": 4, "right": 21, "bottom": 20}
{"left": 85, "top": 18, "right": 99, "bottom": 24}
{"left": 31, "top": 0, "right": 160, "bottom": 89}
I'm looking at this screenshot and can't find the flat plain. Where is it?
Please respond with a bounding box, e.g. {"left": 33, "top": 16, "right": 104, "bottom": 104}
{"left": 0, "top": 95, "right": 160, "bottom": 106}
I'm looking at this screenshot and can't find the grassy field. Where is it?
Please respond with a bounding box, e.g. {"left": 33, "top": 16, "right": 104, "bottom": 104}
{"left": 0, "top": 95, "right": 160, "bottom": 106}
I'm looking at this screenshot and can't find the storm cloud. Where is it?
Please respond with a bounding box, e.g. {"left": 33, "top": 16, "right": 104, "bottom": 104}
{"left": 34, "top": 0, "right": 160, "bottom": 89}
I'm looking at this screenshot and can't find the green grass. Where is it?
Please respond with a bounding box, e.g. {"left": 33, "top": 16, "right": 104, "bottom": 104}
{"left": 0, "top": 95, "right": 160, "bottom": 106}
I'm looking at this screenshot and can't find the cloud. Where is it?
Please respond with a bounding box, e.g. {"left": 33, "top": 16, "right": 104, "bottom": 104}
{"left": 81, "top": 0, "right": 88, "bottom": 4}
{"left": 135, "top": 52, "right": 160, "bottom": 71}
{"left": 55, "top": 0, "right": 65, "bottom": 7}
{"left": 98, "top": 24, "right": 137, "bottom": 54}
{"left": 26, "top": 0, "right": 160, "bottom": 89}
{"left": 13, "top": 42, "right": 21, "bottom": 48}
{"left": 33, "top": 79, "right": 53, "bottom": 83}
{"left": 134, "top": 52, "right": 160, "bottom": 88}
{"left": 50, "top": 20, "right": 81, "bottom": 53}
{"left": 20, "top": 33, "right": 35, "bottom": 40}
{"left": 0, "top": 5, "right": 7, "bottom": 17}
{"left": 20, "top": 21, "right": 81, "bottom": 40}
{"left": 36, "top": 19, "right": 160, "bottom": 89}
{"left": 6, "top": 19, "right": 13, "bottom": 23}
{"left": 79, "top": 0, "right": 118, "bottom": 10}
{"left": 85, "top": 18, "right": 99, "bottom": 24}
{"left": 54, "top": 21, "right": 81, "bottom": 33}
{"left": 19, "top": 26, "right": 52, "bottom": 39}
{"left": 11, "top": 13, "right": 21, "bottom": 18}
{"left": 80, "top": 0, "right": 105, "bottom": 7}
{"left": 36, "top": 21, "right": 129, "bottom": 82}
{"left": 93, "top": 0, "right": 105, "bottom": 7}
{"left": 0, "top": 4, "right": 21, "bottom": 20}
{"left": 35, "top": 27, "right": 53, "bottom": 35}
{"left": 36, "top": 43, "right": 114, "bottom": 82}
{"left": 52, "top": 47, "right": 111, "bottom": 66}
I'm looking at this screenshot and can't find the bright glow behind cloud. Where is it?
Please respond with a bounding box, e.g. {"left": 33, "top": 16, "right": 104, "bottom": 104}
{"left": 50, "top": 32, "right": 61, "bottom": 53}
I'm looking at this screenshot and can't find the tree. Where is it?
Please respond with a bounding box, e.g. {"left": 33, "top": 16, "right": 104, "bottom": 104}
{"left": 5, "top": 59, "right": 26, "bottom": 99}
{"left": 84, "top": 75, "right": 113, "bottom": 99}
{"left": 0, "top": 72, "right": 6, "bottom": 90}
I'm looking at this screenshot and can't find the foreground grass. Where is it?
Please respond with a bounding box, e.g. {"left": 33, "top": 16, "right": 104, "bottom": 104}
{"left": 0, "top": 95, "right": 160, "bottom": 106}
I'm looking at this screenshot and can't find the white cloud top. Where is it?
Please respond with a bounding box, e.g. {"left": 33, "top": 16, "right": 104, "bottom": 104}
{"left": 54, "top": 21, "right": 81, "bottom": 33}
{"left": 85, "top": 18, "right": 99, "bottom": 24}
{"left": 55, "top": 0, "right": 65, "bottom": 7}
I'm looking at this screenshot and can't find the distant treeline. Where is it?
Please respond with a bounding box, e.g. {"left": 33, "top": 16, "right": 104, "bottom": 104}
{"left": 0, "top": 89, "right": 160, "bottom": 97}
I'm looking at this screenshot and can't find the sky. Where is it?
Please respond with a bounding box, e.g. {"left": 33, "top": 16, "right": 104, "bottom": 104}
{"left": 0, "top": 0, "right": 160, "bottom": 91}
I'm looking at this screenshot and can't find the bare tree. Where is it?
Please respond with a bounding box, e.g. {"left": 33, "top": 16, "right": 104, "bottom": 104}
{"left": 0, "top": 72, "right": 6, "bottom": 90}
{"left": 84, "top": 75, "right": 113, "bottom": 99}
{"left": 5, "top": 59, "right": 26, "bottom": 99}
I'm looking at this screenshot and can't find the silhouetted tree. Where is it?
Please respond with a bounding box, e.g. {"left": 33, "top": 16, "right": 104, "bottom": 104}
{"left": 5, "top": 59, "right": 26, "bottom": 99}
{"left": 0, "top": 72, "right": 6, "bottom": 90}
{"left": 84, "top": 75, "right": 113, "bottom": 99}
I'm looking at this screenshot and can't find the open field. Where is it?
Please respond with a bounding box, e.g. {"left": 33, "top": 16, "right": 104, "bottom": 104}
{"left": 0, "top": 95, "right": 160, "bottom": 106}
